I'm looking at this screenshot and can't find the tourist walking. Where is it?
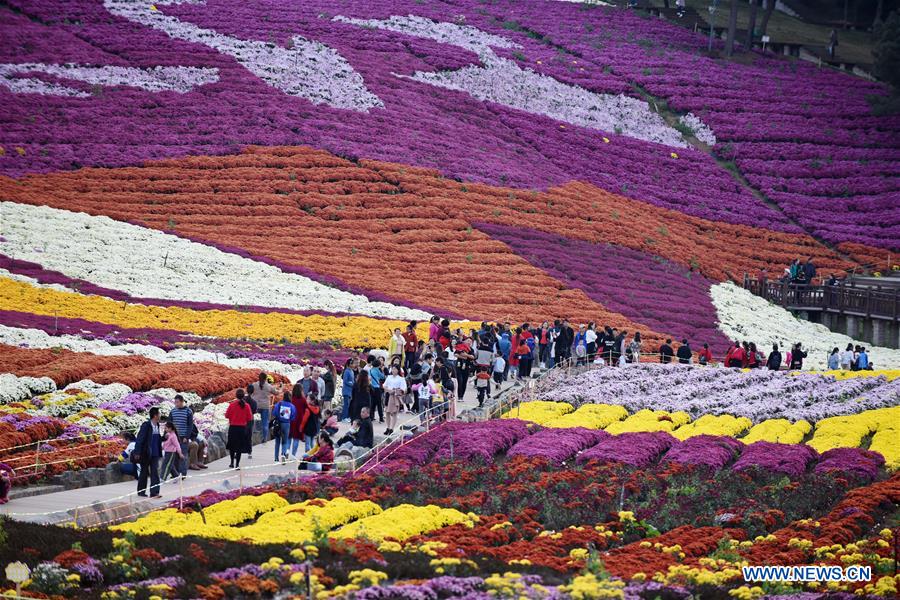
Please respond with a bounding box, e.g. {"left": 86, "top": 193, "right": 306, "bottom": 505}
{"left": 789, "top": 342, "right": 807, "bottom": 370}
{"left": 341, "top": 358, "right": 357, "bottom": 422}
{"left": 628, "top": 332, "right": 642, "bottom": 364}
{"left": 697, "top": 343, "right": 713, "bottom": 366}
{"left": 766, "top": 344, "right": 782, "bottom": 370}
{"left": 369, "top": 357, "right": 386, "bottom": 423}
{"left": 383, "top": 365, "right": 406, "bottom": 435}
{"left": 747, "top": 342, "right": 761, "bottom": 368}
{"left": 538, "top": 321, "right": 551, "bottom": 368}
{"left": 250, "top": 372, "right": 276, "bottom": 443}
{"left": 159, "top": 421, "right": 183, "bottom": 481}
{"left": 585, "top": 322, "right": 598, "bottom": 363}
{"left": 828, "top": 347, "right": 841, "bottom": 370}
{"left": 288, "top": 383, "right": 308, "bottom": 458}
{"left": 658, "top": 339, "right": 674, "bottom": 364}
{"left": 455, "top": 337, "right": 474, "bottom": 400}
{"left": 225, "top": 389, "right": 252, "bottom": 468}
{"left": 841, "top": 343, "right": 854, "bottom": 370}
{"left": 350, "top": 370, "right": 371, "bottom": 422}
{"left": 167, "top": 394, "right": 193, "bottom": 479}
{"left": 676, "top": 339, "right": 692, "bottom": 364}
{"left": 303, "top": 396, "right": 320, "bottom": 452}
{"left": 389, "top": 327, "right": 404, "bottom": 364}
{"left": 244, "top": 384, "right": 258, "bottom": 459}
{"left": 272, "top": 392, "right": 297, "bottom": 463}
{"left": 402, "top": 323, "right": 418, "bottom": 372}
{"left": 321, "top": 360, "right": 337, "bottom": 413}
{"left": 134, "top": 406, "right": 162, "bottom": 497}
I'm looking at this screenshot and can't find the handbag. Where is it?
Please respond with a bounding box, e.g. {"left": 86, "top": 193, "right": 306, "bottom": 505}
{"left": 269, "top": 417, "right": 282, "bottom": 438}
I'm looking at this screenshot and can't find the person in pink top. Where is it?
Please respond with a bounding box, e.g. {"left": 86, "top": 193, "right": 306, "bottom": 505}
{"left": 160, "top": 421, "right": 184, "bottom": 481}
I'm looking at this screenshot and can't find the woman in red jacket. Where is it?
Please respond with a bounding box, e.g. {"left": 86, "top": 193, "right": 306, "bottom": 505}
{"left": 297, "top": 432, "right": 334, "bottom": 472}
{"left": 289, "top": 383, "right": 308, "bottom": 459}
{"left": 225, "top": 389, "right": 253, "bottom": 468}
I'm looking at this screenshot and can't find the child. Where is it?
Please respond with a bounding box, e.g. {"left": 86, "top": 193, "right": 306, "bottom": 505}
{"left": 492, "top": 354, "right": 505, "bottom": 386}
{"left": 413, "top": 377, "right": 436, "bottom": 424}
{"left": 322, "top": 409, "right": 339, "bottom": 437}
{"left": 119, "top": 432, "right": 139, "bottom": 480}
{"left": 160, "top": 421, "right": 183, "bottom": 481}
{"left": 475, "top": 367, "right": 491, "bottom": 407}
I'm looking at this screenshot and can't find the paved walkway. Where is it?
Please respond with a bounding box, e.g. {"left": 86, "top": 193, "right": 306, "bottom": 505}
{"left": 3, "top": 375, "right": 522, "bottom": 525}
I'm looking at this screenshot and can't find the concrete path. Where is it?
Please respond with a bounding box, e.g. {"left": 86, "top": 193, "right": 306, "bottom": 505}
{"left": 2, "top": 374, "right": 523, "bottom": 526}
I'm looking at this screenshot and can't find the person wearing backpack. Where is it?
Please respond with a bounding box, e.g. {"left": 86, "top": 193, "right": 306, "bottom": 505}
{"left": 272, "top": 392, "right": 297, "bottom": 463}
{"left": 766, "top": 344, "right": 782, "bottom": 371}
{"left": 474, "top": 366, "right": 492, "bottom": 407}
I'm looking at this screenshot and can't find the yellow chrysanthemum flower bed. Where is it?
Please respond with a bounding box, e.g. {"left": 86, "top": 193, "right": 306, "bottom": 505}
{"left": 671, "top": 414, "right": 753, "bottom": 440}
{"left": 543, "top": 404, "right": 629, "bottom": 429}
{"left": 806, "top": 406, "right": 899, "bottom": 454}
{"left": 330, "top": 504, "right": 477, "bottom": 542}
{"left": 560, "top": 572, "right": 627, "bottom": 599}
{"left": 0, "top": 277, "right": 479, "bottom": 347}
{"left": 806, "top": 370, "right": 900, "bottom": 382}
{"left": 867, "top": 412, "right": 900, "bottom": 471}
{"left": 501, "top": 400, "right": 573, "bottom": 424}
{"left": 111, "top": 495, "right": 380, "bottom": 544}
{"left": 741, "top": 419, "right": 812, "bottom": 444}
{"left": 605, "top": 409, "right": 691, "bottom": 434}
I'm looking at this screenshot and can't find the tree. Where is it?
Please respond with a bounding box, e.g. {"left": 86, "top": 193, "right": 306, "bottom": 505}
{"left": 725, "top": 0, "right": 739, "bottom": 56}
{"left": 759, "top": 0, "right": 776, "bottom": 38}
{"left": 747, "top": 0, "right": 760, "bottom": 50}
{"left": 873, "top": 10, "right": 900, "bottom": 89}
{"left": 873, "top": 0, "right": 885, "bottom": 27}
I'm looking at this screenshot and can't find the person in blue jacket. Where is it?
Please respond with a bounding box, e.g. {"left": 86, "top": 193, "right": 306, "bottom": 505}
{"left": 340, "top": 358, "right": 357, "bottom": 422}
{"left": 273, "top": 392, "right": 297, "bottom": 463}
{"left": 134, "top": 407, "right": 162, "bottom": 498}
{"left": 497, "top": 332, "right": 512, "bottom": 381}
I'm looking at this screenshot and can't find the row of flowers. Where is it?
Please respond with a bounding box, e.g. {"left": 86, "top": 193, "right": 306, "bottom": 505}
{"left": 476, "top": 222, "right": 732, "bottom": 353}
{"left": 111, "top": 493, "right": 477, "bottom": 546}
{"left": 504, "top": 401, "right": 899, "bottom": 470}
{"left": 0, "top": 276, "right": 479, "bottom": 349}
{"left": 0, "top": 0, "right": 805, "bottom": 238}
{"left": 489, "top": 0, "right": 899, "bottom": 250}
{"left": 534, "top": 364, "right": 900, "bottom": 421}
{"left": 0, "top": 320, "right": 336, "bottom": 383}
{"left": 0, "top": 310, "right": 354, "bottom": 369}
{"left": 0, "top": 145, "right": 868, "bottom": 327}
{"left": 1, "top": 201, "right": 429, "bottom": 320}
{"left": 0, "top": 341, "right": 270, "bottom": 396}
{"left": 5, "top": 449, "right": 897, "bottom": 598}
{"left": 375, "top": 416, "right": 893, "bottom": 477}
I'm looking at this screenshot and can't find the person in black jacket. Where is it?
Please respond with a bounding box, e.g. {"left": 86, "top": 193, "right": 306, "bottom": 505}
{"left": 557, "top": 320, "right": 574, "bottom": 363}
{"left": 337, "top": 407, "right": 374, "bottom": 450}
{"left": 789, "top": 342, "right": 807, "bottom": 370}
{"left": 350, "top": 370, "right": 371, "bottom": 422}
{"left": 134, "top": 407, "right": 162, "bottom": 498}
{"left": 766, "top": 344, "right": 782, "bottom": 370}
{"left": 659, "top": 339, "right": 674, "bottom": 364}
{"left": 676, "top": 339, "right": 692, "bottom": 364}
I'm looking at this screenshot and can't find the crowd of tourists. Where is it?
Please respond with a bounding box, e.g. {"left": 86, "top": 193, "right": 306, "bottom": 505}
{"left": 125, "top": 316, "right": 877, "bottom": 497}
